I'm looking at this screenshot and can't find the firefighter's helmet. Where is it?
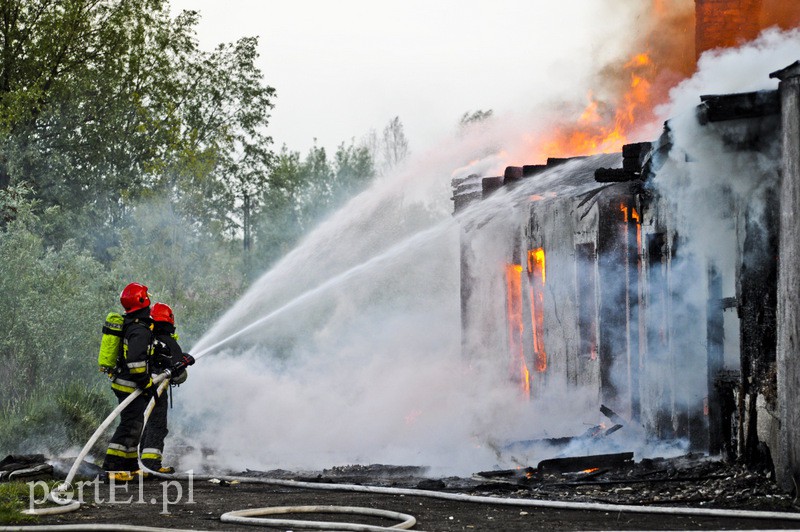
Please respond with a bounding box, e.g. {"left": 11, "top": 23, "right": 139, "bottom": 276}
{"left": 120, "top": 283, "right": 151, "bottom": 313}
{"left": 151, "top": 302, "right": 175, "bottom": 325}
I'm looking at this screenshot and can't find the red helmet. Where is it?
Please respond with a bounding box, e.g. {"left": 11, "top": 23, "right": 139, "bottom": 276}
{"left": 120, "top": 283, "right": 151, "bottom": 313}
{"left": 151, "top": 302, "right": 175, "bottom": 325}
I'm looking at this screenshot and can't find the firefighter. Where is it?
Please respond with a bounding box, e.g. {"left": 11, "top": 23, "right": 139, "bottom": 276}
{"left": 102, "top": 282, "right": 155, "bottom": 481}
{"left": 140, "top": 302, "right": 190, "bottom": 474}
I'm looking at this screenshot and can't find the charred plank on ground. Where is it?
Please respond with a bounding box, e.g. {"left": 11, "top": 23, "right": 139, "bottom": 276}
{"left": 537, "top": 452, "right": 634, "bottom": 474}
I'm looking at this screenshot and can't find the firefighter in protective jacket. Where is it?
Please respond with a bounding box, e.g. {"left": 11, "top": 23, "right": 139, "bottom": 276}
{"left": 140, "top": 302, "right": 189, "bottom": 474}
{"left": 102, "top": 282, "right": 155, "bottom": 481}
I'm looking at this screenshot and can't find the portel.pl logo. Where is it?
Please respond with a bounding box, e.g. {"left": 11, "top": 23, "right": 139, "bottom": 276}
{"left": 28, "top": 471, "right": 195, "bottom": 515}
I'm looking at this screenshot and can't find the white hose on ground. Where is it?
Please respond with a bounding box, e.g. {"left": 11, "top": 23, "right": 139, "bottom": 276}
{"left": 135, "top": 349, "right": 800, "bottom": 527}
{"left": 16, "top": 503, "right": 80, "bottom": 517}
{"left": 17, "top": 449, "right": 800, "bottom": 530}
{"left": 147, "top": 470, "right": 800, "bottom": 524}
{"left": 220, "top": 505, "right": 417, "bottom": 531}
{"left": 57, "top": 373, "right": 170, "bottom": 493}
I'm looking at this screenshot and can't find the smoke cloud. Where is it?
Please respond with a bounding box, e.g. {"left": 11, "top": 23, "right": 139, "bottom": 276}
{"left": 628, "top": 28, "right": 796, "bottom": 426}
{"left": 650, "top": 27, "right": 796, "bottom": 364}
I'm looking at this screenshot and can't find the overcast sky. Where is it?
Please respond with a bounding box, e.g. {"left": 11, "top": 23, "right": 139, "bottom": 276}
{"left": 169, "top": 0, "right": 638, "bottom": 156}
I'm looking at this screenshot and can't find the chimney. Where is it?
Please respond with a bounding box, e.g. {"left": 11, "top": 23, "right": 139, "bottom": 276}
{"left": 695, "top": 0, "right": 763, "bottom": 60}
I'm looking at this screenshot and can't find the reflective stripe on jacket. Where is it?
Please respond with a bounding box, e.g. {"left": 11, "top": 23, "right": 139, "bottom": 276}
{"left": 111, "top": 307, "right": 153, "bottom": 394}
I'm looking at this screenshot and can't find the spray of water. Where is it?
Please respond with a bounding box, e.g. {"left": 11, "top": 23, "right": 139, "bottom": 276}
{"left": 176, "top": 134, "right": 497, "bottom": 475}
{"left": 191, "top": 220, "right": 457, "bottom": 360}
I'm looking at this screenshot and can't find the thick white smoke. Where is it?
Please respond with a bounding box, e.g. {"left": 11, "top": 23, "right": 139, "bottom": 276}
{"left": 650, "top": 28, "right": 798, "bottom": 371}
{"left": 176, "top": 137, "right": 503, "bottom": 475}
{"left": 658, "top": 28, "right": 800, "bottom": 120}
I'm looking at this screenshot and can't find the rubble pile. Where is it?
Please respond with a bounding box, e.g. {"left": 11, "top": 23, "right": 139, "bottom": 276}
{"left": 241, "top": 454, "right": 797, "bottom": 513}
{"left": 472, "top": 453, "right": 797, "bottom": 511}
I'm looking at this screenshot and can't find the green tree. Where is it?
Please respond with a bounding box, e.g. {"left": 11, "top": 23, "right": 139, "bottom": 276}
{"left": 251, "top": 138, "right": 376, "bottom": 270}
{"left": 0, "top": 185, "right": 113, "bottom": 408}
{"left": 165, "top": 36, "right": 276, "bottom": 245}
{"left": 1, "top": 2, "right": 190, "bottom": 240}
{"left": 300, "top": 141, "right": 335, "bottom": 213}
{"left": 381, "top": 116, "right": 409, "bottom": 172}
{"left": 254, "top": 146, "right": 307, "bottom": 266}
{"left": 0, "top": 1, "right": 276, "bottom": 258}
{"left": 332, "top": 139, "right": 375, "bottom": 201}
{"left": 459, "top": 109, "right": 494, "bottom": 129}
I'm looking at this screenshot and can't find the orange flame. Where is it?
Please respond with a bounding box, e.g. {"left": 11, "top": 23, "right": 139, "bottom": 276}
{"left": 624, "top": 204, "right": 643, "bottom": 265}
{"left": 621, "top": 204, "right": 642, "bottom": 223}
{"left": 538, "top": 51, "right": 657, "bottom": 159}
{"left": 528, "top": 249, "right": 547, "bottom": 373}
{"left": 526, "top": 1, "right": 800, "bottom": 163}
{"left": 528, "top": 248, "right": 546, "bottom": 285}
{"left": 505, "top": 264, "right": 529, "bottom": 399}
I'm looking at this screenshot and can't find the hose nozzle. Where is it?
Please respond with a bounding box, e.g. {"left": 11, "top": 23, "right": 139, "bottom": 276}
{"left": 169, "top": 354, "right": 195, "bottom": 375}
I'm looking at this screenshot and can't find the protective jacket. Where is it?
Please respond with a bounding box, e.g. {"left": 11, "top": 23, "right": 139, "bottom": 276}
{"left": 103, "top": 306, "right": 154, "bottom": 473}
{"left": 150, "top": 322, "right": 185, "bottom": 373}
{"left": 140, "top": 321, "right": 186, "bottom": 471}
{"left": 111, "top": 307, "right": 154, "bottom": 394}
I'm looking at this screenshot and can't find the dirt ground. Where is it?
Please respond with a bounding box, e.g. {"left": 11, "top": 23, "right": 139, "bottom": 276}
{"left": 22, "top": 470, "right": 800, "bottom": 531}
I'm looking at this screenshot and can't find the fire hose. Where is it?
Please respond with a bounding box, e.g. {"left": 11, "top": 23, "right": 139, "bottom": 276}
{"left": 19, "top": 358, "right": 195, "bottom": 513}
{"left": 10, "top": 360, "right": 800, "bottom": 531}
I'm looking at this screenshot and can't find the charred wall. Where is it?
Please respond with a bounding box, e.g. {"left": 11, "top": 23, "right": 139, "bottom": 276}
{"left": 773, "top": 62, "right": 800, "bottom": 492}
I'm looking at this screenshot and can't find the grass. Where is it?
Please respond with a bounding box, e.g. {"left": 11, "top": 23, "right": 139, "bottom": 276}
{"left": 0, "top": 381, "right": 114, "bottom": 454}
{"left": 0, "top": 379, "right": 116, "bottom": 525}
{"left": 56, "top": 381, "right": 115, "bottom": 445}
{"left": 0, "top": 481, "right": 42, "bottom": 524}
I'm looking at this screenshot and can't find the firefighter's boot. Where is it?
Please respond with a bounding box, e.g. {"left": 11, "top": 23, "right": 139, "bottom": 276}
{"left": 107, "top": 471, "right": 136, "bottom": 482}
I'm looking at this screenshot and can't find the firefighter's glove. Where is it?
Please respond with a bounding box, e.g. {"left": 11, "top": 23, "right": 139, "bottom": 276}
{"left": 171, "top": 367, "right": 188, "bottom": 385}
{"left": 141, "top": 384, "right": 156, "bottom": 399}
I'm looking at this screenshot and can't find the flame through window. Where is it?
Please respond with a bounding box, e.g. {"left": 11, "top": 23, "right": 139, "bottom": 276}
{"left": 505, "top": 264, "right": 529, "bottom": 399}
{"left": 528, "top": 248, "right": 547, "bottom": 374}
{"left": 505, "top": 250, "right": 548, "bottom": 398}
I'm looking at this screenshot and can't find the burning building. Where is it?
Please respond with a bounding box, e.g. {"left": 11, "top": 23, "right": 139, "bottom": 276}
{"left": 452, "top": 8, "right": 800, "bottom": 491}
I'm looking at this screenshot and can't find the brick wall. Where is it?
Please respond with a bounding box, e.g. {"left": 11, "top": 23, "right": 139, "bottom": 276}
{"left": 695, "top": 0, "right": 763, "bottom": 59}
